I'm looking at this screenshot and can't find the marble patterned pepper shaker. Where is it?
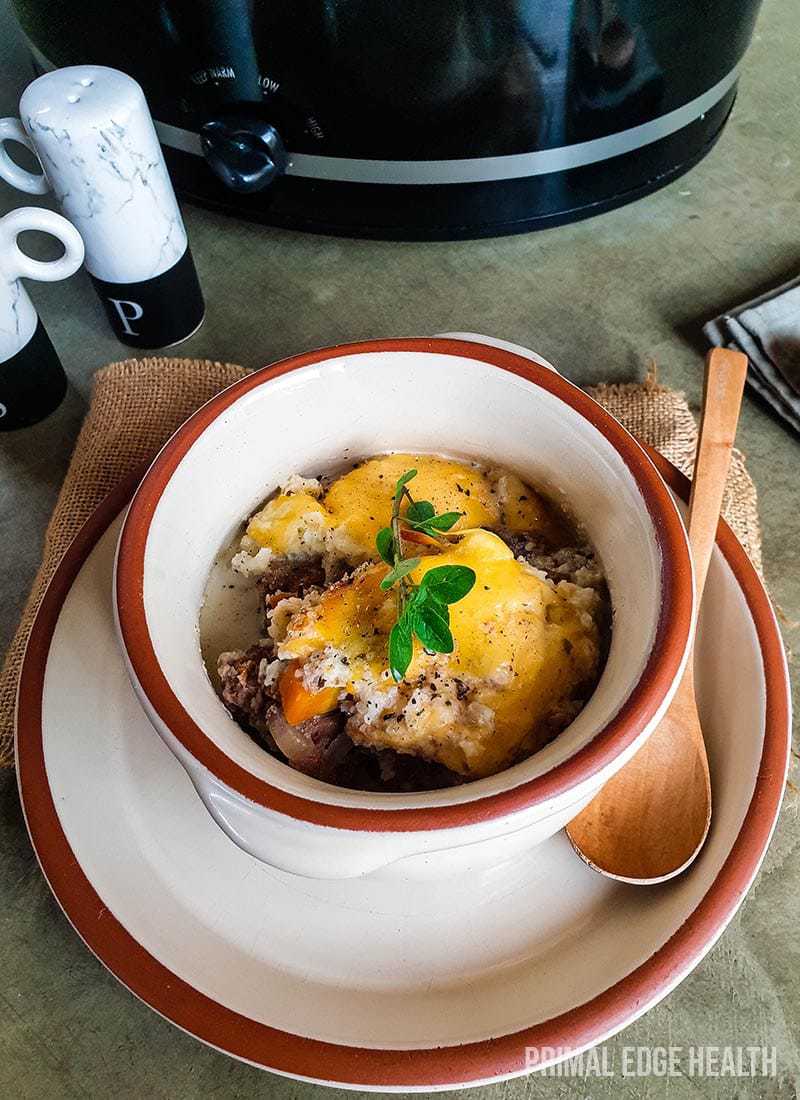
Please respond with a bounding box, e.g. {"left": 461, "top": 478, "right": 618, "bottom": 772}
{"left": 3, "top": 66, "right": 204, "bottom": 348}
{"left": 0, "top": 206, "right": 84, "bottom": 430}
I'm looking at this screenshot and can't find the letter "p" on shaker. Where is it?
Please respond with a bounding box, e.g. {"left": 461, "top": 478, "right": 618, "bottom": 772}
{"left": 4, "top": 66, "right": 205, "bottom": 349}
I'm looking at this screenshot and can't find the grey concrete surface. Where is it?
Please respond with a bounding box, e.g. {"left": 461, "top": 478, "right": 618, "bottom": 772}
{"left": 0, "top": 1, "right": 798, "bottom": 1097}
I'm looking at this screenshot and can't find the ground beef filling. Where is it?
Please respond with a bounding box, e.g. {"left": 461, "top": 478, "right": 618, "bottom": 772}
{"left": 255, "top": 557, "right": 326, "bottom": 610}
{"left": 491, "top": 528, "right": 604, "bottom": 589}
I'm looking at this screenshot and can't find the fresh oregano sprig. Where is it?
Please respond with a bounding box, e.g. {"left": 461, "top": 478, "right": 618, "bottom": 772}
{"left": 375, "top": 469, "right": 476, "bottom": 681}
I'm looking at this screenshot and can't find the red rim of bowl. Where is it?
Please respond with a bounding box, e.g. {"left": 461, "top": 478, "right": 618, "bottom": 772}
{"left": 114, "top": 337, "right": 693, "bottom": 831}
{"left": 15, "top": 457, "right": 790, "bottom": 1088}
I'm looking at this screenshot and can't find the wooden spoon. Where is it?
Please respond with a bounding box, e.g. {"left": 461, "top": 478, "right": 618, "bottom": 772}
{"left": 566, "top": 347, "right": 748, "bottom": 883}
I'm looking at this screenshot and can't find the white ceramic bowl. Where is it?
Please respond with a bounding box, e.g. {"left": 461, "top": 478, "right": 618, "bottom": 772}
{"left": 114, "top": 336, "right": 694, "bottom": 878}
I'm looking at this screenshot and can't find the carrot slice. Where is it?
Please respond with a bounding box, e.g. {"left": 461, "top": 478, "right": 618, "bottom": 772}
{"left": 401, "top": 528, "right": 442, "bottom": 549}
{"left": 279, "top": 660, "right": 340, "bottom": 726}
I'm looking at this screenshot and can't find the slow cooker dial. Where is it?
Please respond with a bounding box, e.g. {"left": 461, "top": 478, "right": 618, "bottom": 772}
{"left": 200, "top": 116, "right": 289, "bottom": 193}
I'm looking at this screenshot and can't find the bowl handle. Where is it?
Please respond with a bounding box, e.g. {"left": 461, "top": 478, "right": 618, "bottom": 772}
{"left": 184, "top": 761, "right": 589, "bottom": 880}
{"left": 433, "top": 332, "right": 562, "bottom": 375}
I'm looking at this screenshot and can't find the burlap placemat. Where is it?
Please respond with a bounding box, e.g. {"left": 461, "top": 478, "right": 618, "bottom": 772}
{"left": 0, "top": 358, "right": 762, "bottom": 770}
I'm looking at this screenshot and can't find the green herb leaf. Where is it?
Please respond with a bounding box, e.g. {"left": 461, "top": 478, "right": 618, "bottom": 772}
{"left": 419, "top": 564, "right": 476, "bottom": 604}
{"left": 412, "top": 602, "right": 454, "bottom": 653}
{"left": 389, "top": 617, "right": 414, "bottom": 681}
{"left": 393, "top": 468, "right": 417, "bottom": 502}
{"left": 415, "top": 511, "right": 463, "bottom": 533}
{"left": 375, "top": 526, "right": 395, "bottom": 565}
{"left": 405, "top": 500, "right": 435, "bottom": 523}
{"left": 380, "top": 556, "right": 421, "bottom": 590}
{"left": 378, "top": 468, "right": 474, "bottom": 676}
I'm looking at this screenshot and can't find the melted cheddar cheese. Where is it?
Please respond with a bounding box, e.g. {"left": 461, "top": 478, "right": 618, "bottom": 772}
{"left": 241, "top": 453, "right": 558, "bottom": 567}
{"left": 246, "top": 491, "right": 328, "bottom": 556}
{"left": 277, "top": 529, "right": 599, "bottom": 778}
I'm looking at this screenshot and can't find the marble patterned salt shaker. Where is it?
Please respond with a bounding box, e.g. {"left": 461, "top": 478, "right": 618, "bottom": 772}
{"left": 11, "top": 66, "right": 204, "bottom": 348}
{"left": 0, "top": 206, "right": 84, "bottom": 430}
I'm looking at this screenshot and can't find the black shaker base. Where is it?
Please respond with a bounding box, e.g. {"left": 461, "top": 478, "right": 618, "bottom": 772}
{"left": 90, "top": 245, "right": 205, "bottom": 349}
{"left": 0, "top": 319, "right": 67, "bottom": 431}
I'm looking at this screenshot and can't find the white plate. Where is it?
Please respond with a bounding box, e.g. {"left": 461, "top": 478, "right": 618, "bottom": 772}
{"left": 16, "top": 460, "right": 790, "bottom": 1091}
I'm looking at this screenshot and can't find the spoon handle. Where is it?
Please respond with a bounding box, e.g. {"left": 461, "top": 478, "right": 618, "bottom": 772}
{"left": 686, "top": 348, "right": 748, "bottom": 599}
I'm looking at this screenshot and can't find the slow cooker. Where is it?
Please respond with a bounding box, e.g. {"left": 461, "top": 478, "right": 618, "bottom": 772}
{"left": 11, "top": 0, "right": 763, "bottom": 238}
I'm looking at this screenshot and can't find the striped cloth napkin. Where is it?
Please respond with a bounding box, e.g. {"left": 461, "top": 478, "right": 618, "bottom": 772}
{"left": 704, "top": 275, "right": 800, "bottom": 434}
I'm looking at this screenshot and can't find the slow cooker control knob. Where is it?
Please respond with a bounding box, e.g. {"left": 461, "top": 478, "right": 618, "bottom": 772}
{"left": 200, "top": 117, "right": 289, "bottom": 193}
